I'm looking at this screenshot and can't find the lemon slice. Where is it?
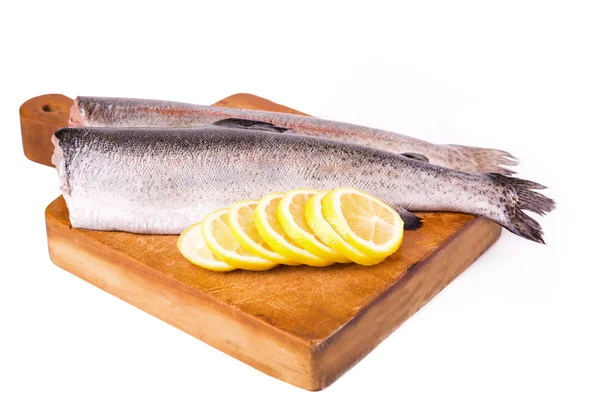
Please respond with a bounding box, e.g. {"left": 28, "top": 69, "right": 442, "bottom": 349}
{"left": 254, "top": 192, "right": 332, "bottom": 267}
{"left": 202, "top": 208, "right": 278, "bottom": 271}
{"left": 228, "top": 200, "right": 297, "bottom": 265}
{"left": 305, "top": 191, "right": 384, "bottom": 265}
{"left": 277, "top": 189, "right": 350, "bottom": 264}
{"left": 177, "top": 222, "right": 235, "bottom": 272}
{"left": 321, "top": 188, "right": 404, "bottom": 259}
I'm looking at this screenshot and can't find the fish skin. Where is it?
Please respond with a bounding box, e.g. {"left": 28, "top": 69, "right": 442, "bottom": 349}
{"left": 52, "top": 126, "right": 553, "bottom": 243}
{"left": 70, "top": 96, "right": 519, "bottom": 175}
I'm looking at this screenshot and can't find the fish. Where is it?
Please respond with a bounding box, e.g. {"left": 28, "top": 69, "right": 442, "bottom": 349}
{"left": 51, "top": 124, "right": 554, "bottom": 243}
{"left": 69, "top": 96, "right": 519, "bottom": 175}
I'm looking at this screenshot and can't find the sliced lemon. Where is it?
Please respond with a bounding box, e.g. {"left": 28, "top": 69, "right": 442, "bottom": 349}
{"left": 305, "top": 191, "right": 384, "bottom": 265}
{"left": 228, "top": 200, "right": 297, "bottom": 265}
{"left": 277, "top": 189, "right": 350, "bottom": 264}
{"left": 177, "top": 222, "right": 235, "bottom": 272}
{"left": 321, "top": 188, "right": 404, "bottom": 259}
{"left": 254, "top": 192, "right": 332, "bottom": 267}
{"left": 202, "top": 208, "right": 278, "bottom": 271}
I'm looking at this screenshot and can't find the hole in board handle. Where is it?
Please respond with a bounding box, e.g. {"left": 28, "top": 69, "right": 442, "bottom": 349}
{"left": 42, "top": 104, "right": 59, "bottom": 112}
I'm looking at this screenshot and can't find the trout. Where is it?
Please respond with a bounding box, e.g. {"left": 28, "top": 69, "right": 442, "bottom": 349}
{"left": 69, "top": 96, "right": 519, "bottom": 175}
{"left": 52, "top": 125, "right": 553, "bottom": 242}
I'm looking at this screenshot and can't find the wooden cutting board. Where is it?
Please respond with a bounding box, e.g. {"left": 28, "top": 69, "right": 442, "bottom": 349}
{"left": 21, "top": 94, "right": 501, "bottom": 391}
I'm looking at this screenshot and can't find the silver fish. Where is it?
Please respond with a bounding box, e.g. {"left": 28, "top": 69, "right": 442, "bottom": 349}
{"left": 51, "top": 125, "right": 554, "bottom": 243}
{"left": 70, "top": 96, "right": 519, "bottom": 175}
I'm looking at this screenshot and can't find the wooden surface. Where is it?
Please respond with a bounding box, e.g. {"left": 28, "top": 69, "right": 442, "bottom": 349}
{"left": 24, "top": 93, "right": 502, "bottom": 391}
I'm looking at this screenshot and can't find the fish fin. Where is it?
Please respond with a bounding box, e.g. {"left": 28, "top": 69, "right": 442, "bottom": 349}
{"left": 487, "top": 173, "right": 556, "bottom": 244}
{"left": 487, "top": 173, "right": 555, "bottom": 216}
{"left": 401, "top": 153, "right": 429, "bottom": 163}
{"left": 446, "top": 145, "right": 520, "bottom": 175}
{"left": 395, "top": 207, "right": 423, "bottom": 230}
{"left": 213, "top": 118, "right": 289, "bottom": 133}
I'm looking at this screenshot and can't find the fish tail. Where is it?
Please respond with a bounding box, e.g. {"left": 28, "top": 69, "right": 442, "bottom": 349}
{"left": 487, "top": 173, "right": 556, "bottom": 244}
{"left": 505, "top": 208, "right": 547, "bottom": 244}
{"left": 447, "top": 145, "right": 520, "bottom": 175}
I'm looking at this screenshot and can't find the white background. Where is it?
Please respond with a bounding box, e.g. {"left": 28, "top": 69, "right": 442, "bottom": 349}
{"left": 1, "top": 1, "right": 597, "bottom": 399}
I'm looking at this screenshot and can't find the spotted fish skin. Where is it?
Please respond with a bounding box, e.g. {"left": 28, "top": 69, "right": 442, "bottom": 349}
{"left": 52, "top": 126, "right": 553, "bottom": 242}
{"left": 70, "top": 96, "right": 519, "bottom": 175}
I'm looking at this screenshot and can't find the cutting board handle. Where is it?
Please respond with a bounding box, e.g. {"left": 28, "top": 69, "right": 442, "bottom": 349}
{"left": 20, "top": 94, "right": 73, "bottom": 167}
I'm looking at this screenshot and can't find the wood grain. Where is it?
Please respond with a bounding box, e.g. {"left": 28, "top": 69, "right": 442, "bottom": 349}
{"left": 24, "top": 93, "right": 502, "bottom": 390}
